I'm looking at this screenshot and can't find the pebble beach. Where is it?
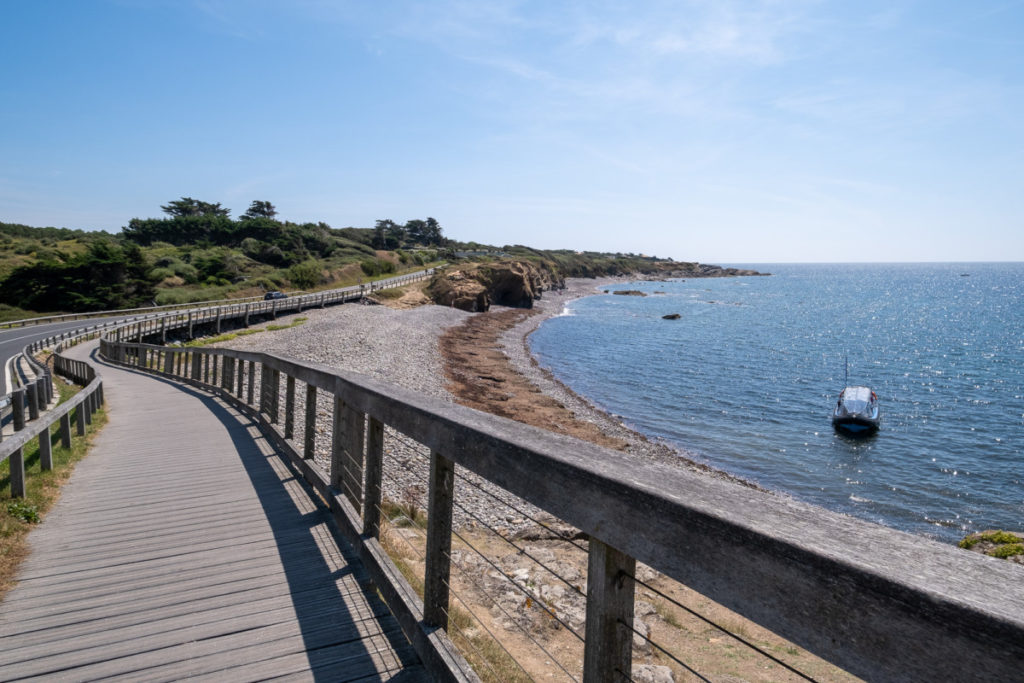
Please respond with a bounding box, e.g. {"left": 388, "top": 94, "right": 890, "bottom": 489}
{"left": 213, "top": 277, "right": 725, "bottom": 532}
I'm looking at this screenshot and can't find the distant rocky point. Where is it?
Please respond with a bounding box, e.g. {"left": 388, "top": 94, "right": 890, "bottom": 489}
{"left": 425, "top": 259, "right": 768, "bottom": 312}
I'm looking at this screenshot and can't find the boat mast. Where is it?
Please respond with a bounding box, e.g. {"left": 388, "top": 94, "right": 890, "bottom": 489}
{"left": 844, "top": 353, "right": 849, "bottom": 385}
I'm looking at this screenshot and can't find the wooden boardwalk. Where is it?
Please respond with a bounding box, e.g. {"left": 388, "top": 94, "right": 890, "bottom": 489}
{"left": 0, "top": 343, "right": 427, "bottom": 682}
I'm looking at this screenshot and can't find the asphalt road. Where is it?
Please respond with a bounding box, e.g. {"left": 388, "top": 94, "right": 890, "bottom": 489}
{"left": 0, "top": 317, "right": 125, "bottom": 394}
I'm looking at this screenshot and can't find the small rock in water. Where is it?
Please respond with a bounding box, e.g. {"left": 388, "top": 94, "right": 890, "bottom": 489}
{"left": 662, "top": 313, "right": 681, "bottom": 320}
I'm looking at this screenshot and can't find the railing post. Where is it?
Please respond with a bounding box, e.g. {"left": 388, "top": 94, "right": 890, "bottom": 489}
{"left": 163, "top": 349, "right": 173, "bottom": 374}
{"left": 363, "top": 416, "right": 384, "bottom": 537}
{"left": 26, "top": 384, "right": 40, "bottom": 421}
{"left": 247, "top": 361, "right": 255, "bottom": 405}
{"left": 244, "top": 304, "right": 250, "bottom": 327}
{"left": 12, "top": 389, "right": 25, "bottom": 431}
{"left": 191, "top": 352, "right": 201, "bottom": 381}
{"left": 423, "top": 451, "right": 455, "bottom": 629}
{"left": 304, "top": 384, "right": 317, "bottom": 459}
{"left": 60, "top": 412, "right": 72, "bottom": 448}
{"left": 76, "top": 402, "right": 86, "bottom": 436}
{"left": 284, "top": 375, "right": 296, "bottom": 439}
{"left": 9, "top": 446, "right": 25, "bottom": 498}
{"left": 187, "top": 311, "right": 194, "bottom": 339}
{"left": 330, "top": 398, "right": 365, "bottom": 509}
{"left": 215, "top": 307, "right": 222, "bottom": 334}
{"left": 223, "top": 357, "right": 235, "bottom": 392}
{"left": 39, "top": 425, "right": 53, "bottom": 471}
{"left": 583, "top": 540, "right": 637, "bottom": 683}
{"left": 236, "top": 359, "right": 245, "bottom": 396}
{"left": 345, "top": 406, "right": 365, "bottom": 509}
{"left": 269, "top": 368, "right": 280, "bottom": 422}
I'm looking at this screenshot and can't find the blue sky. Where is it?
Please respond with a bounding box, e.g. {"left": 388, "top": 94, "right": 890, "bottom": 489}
{"left": 2, "top": 1, "right": 1022, "bottom": 262}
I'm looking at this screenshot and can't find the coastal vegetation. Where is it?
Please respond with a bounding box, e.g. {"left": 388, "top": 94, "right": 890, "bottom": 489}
{"left": 959, "top": 530, "right": 1024, "bottom": 561}
{"left": 1, "top": 201, "right": 760, "bottom": 320}
{"left": 0, "top": 201, "right": 448, "bottom": 319}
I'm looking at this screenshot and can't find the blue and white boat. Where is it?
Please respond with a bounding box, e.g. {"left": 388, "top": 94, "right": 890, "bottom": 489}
{"left": 832, "top": 386, "right": 880, "bottom": 435}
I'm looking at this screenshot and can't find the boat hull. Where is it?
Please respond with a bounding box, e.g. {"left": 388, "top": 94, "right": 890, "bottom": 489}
{"left": 832, "top": 415, "right": 880, "bottom": 436}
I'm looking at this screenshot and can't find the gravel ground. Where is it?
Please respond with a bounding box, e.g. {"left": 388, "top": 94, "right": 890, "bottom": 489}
{"left": 212, "top": 300, "right": 556, "bottom": 533}
{"left": 213, "top": 280, "right": 727, "bottom": 535}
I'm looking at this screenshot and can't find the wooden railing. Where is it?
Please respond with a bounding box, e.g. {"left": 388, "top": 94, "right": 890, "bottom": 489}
{"left": 0, "top": 267, "right": 438, "bottom": 330}
{"left": 0, "top": 336, "right": 104, "bottom": 497}
{"left": 96, "top": 330, "right": 1024, "bottom": 682}
{"left": 2, "top": 268, "right": 436, "bottom": 420}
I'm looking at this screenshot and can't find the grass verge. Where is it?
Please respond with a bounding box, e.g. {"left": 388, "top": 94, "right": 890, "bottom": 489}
{"left": 378, "top": 506, "right": 532, "bottom": 682}
{"left": 183, "top": 317, "right": 308, "bottom": 347}
{"left": 0, "top": 382, "right": 108, "bottom": 600}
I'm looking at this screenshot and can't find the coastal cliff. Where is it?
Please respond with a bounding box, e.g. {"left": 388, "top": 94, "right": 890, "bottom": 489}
{"left": 426, "top": 258, "right": 767, "bottom": 312}
{"left": 426, "top": 261, "right": 564, "bottom": 312}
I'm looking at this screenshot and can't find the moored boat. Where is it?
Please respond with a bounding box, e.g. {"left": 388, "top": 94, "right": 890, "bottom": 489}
{"left": 832, "top": 386, "right": 880, "bottom": 435}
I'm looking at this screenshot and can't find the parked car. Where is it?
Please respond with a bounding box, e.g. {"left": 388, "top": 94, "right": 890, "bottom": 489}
{"left": 263, "top": 291, "right": 287, "bottom": 300}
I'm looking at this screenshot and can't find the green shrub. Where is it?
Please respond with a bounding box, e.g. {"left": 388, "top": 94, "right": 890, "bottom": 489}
{"left": 990, "top": 544, "right": 1024, "bottom": 559}
{"left": 287, "top": 260, "right": 323, "bottom": 289}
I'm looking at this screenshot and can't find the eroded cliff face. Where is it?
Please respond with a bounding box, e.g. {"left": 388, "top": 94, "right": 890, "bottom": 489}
{"left": 426, "top": 261, "right": 565, "bottom": 312}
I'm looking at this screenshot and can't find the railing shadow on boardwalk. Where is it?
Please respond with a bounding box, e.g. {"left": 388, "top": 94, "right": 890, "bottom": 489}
{"left": 86, "top": 348, "right": 425, "bottom": 681}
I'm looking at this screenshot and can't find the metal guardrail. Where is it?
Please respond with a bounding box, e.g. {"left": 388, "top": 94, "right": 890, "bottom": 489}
{"left": 90, "top": 302, "right": 1024, "bottom": 681}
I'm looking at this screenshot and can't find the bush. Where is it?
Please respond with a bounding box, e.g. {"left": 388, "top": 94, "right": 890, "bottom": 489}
{"left": 360, "top": 259, "right": 380, "bottom": 276}
{"left": 287, "top": 260, "right": 323, "bottom": 289}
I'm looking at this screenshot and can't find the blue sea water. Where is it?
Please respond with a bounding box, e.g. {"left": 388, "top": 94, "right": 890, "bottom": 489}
{"left": 529, "top": 263, "right": 1024, "bottom": 543}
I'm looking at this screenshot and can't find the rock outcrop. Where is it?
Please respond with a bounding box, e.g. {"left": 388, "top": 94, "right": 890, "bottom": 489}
{"left": 427, "top": 261, "right": 564, "bottom": 312}
{"left": 666, "top": 262, "right": 769, "bottom": 277}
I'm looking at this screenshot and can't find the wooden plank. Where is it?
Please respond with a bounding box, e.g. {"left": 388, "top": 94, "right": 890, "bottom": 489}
{"left": 0, "top": 341, "right": 426, "bottom": 682}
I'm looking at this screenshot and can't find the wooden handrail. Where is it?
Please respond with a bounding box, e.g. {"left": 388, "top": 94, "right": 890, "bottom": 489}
{"left": 97, "top": 332, "right": 1024, "bottom": 683}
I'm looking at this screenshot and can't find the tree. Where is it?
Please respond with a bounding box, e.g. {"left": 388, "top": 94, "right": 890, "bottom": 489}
{"left": 242, "top": 200, "right": 278, "bottom": 220}
{"left": 424, "top": 217, "right": 443, "bottom": 245}
{"left": 373, "top": 219, "right": 396, "bottom": 249}
{"left": 160, "top": 197, "right": 230, "bottom": 218}
{"left": 404, "top": 219, "right": 427, "bottom": 244}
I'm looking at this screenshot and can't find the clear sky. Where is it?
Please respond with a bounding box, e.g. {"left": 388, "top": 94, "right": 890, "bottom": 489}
{"left": 2, "top": 1, "right": 1022, "bottom": 263}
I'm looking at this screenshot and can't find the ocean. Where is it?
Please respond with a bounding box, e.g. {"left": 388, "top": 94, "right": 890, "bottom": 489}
{"left": 529, "top": 263, "right": 1024, "bottom": 543}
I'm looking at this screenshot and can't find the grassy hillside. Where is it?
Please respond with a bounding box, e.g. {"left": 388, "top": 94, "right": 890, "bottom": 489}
{"left": 0, "top": 213, "right": 445, "bottom": 321}
{"left": 1, "top": 202, "right": 744, "bottom": 321}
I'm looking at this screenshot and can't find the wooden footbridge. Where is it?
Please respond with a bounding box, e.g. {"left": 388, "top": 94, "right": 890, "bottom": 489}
{"left": 0, "top": 343, "right": 430, "bottom": 681}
